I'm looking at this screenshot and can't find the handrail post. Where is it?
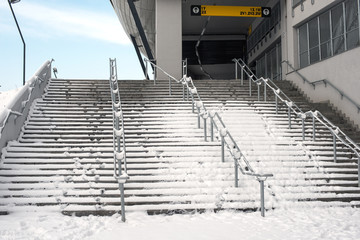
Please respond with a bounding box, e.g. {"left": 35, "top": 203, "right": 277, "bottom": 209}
{"left": 169, "top": 77, "right": 172, "bottom": 96}
{"left": 259, "top": 179, "right": 265, "bottom": 217}
{"left": 221, "top": 136, "right": 225, "bottom": 163}
{"left": 333, "top": 133, "right": 337, "bottom": 163}
{"left": 234, "top": 159, "right": 239, "bottom": 188}
{"left": 210, "top": 117, "right": 214, "bottom": 141}
{"left": 241, "top": 66, "right": 244, "bottom": 86}
{"left": 312, "top": 115, "right": 316, "bottom": 141}
{"left": 302, "top": 118, "right": 305, "bottom": 141}
{"left": 257, "top": 84, "right": 260, "bottom": 101}
{"left": 197, "top": 107, "right": 200, "bottom": 128}
{"left": 119, "top": 183, "right": 126, "bottom": 222}
{"left": 358, "top": 157, "right": 360, "bottom": 187}
{"left": 275, "top": 95, "right": 278, "bottom": 114}
{"left": 203, "top": 118, "right": 207, "bottom": 141}
{"left": 288, "top": 107, "right": 292, "bottom": 129}
{"left": 182, "top": 85, "right": 185, "bottom": 101}
{"left": 264, "top": 83, "right": 267, "bottom": 102}
{"left": 235, "top": 61, "right": 238, "bottom": 80}
{"left": 249, "top": 76, "right": 252, "bottom": 97}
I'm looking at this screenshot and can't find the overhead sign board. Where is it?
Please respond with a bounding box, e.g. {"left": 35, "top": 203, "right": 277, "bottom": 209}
{"left": 191, "top": 5, "right": 271, "bottom": 18}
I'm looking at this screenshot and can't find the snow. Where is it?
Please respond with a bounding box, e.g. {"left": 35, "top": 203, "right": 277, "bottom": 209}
{"left": 0, "top": 208, "right": 359, "bottom": 240}
{"left": 0, "top": 88, "right": 23, "bottom": 115}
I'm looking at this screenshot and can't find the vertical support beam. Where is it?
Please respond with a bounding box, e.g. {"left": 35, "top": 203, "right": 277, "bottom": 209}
{"left": 257, "top": 84, "right": 260, "bottom": 101}
{"left": 234, "top": 159, "right": 239, "bottom": 188}
{"left": 127, "top": 0, "right": 154, "bottom": 70}
{"left": 203, "top": 118, "right": 207, "bottom": 141}
{"left": 221, "top": 136, "right": 225, "bottom": 163}
{"left": 302, "top": 118, "right": 305, "bottom": 141}
{"left": 333, "top": 133, "right": 337, "bottom": 163}
{"left": 275, "top": 95, "right": 278, "bottom": 114}
{"left": 119, "top": 183, "right": 126, "bottom": 222}
{"left": 249, "top": 76, "right": 252, "bottom": 97}
{"left": 260, "top": 180, "right": 265, "bottom": 217}
{"left": 264, "top": 82, "right": 267, "bottom": 102}
{"left": 169, "top": 77, "right": 172, "bottom": 96}
{"left": 235, "top": 62, "right": 238, "bottom": 80}
{"left": 288, "top": 107, "right": 292, "bottom": 129}
{"left": 130, "top": 35, "right": 149, "bottom": 80}
{"left": 210, "top": 118, "right": 214, "bottom": 142}
{"left": 155, "top": 0, "right": 182, "bottom": 79}
{"left": 312, "top": 115, "right": 316, "bottom": 141}
{"left": 241, "top": 66, "right": 244, "bottom": 86}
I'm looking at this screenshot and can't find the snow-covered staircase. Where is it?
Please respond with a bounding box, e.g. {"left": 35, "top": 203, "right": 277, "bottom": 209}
{"left": 0, "top": 78, "right": 360, "bottom": 215}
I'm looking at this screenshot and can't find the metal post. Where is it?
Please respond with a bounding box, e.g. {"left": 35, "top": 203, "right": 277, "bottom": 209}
{"left": 197, "top": 108, "right": 200, "bottom": 128}
{"left": 203, "top": 118, "right": 207, "bottom": 141}
{"left": 234, "top": 159, "right": 239, "bottom": 188}
{"left": 182, "top": 85, "right": 185, "bottom": 101}
{"left": 221, "top": 136, "right": 225, "bottom": 163}
{"left": 257, "top": 84, "right": 260, "bottom": 101}
{"left": 275, "top": 96, "right": 278, "bottom": 114}
{"left": 187, "top": 88, "right": 189, "bottom": 101}
{"left": 333, "top": 133, "right": 337, "bottom": 163}
{"left": 169, "top": 77, "right": 172, "bottom": 96}
{"left": 358, "top": 157, "right": 360, "bottom": 187}
{"left": 210, "top": 118, "right": 214, "bottom": 142}
{"left": 119, "top": 183, "right": 126, "bottom": 222}
{"left": 235, "top": 62, "right": 238, "bottom": 80}
{"left": 288, "top": 107, "right": 292, "bottom": 129}
{"left": 302, "top": 118, "right": 305, "bottom": 141}
{"left": 264, "top": 83, "right": 267, "bottom": 102}
{"left": 249, "top": 76, "right": 252, "bottom": 97}
{"left": 260, "top": 180, "right": 265, "bottom": 217}
{"left": 241, "top": 67, "right": 244, "bottom": 86}
{"left": 192, "top": 101, "right": 195, "bottom": 113}
{"left": 312, "top": 115, "right": 316, "bottom": 141}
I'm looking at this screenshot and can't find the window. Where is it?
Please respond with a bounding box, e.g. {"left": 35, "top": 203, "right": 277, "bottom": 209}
{"left": 297, "top": 0, "right": 360, "bottom": 68}
{"left": 299, "top": 24, "right": 309, "bottom": 68}
{"left": 331, "top": 4, "right": 345, "bottom": 54}
{"left": 319, "top": 12, "right": 332, "bottom": 59}
{"left": 345, "top": 0, "right": 360, "bottom": 50}
{"left": 308, "top": 18, "right": 320, "bottom": 63}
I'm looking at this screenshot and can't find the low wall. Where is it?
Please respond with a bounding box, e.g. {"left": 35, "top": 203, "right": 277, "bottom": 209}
{"left": 0, "top": 60, "right": 52, "bottom": 157}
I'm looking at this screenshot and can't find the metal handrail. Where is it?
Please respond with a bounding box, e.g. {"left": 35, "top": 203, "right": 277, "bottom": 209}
{"left": 144, "top": 58, "right": 273, "bottom": 217}
{"left": 109, "top": 58, "right": 128, "bottom": 222}
{"left": 233, "top": 58, "right": 360, "bottom": 186}
{"left": 283, "top": 60, "right": 360, "bottom": 113}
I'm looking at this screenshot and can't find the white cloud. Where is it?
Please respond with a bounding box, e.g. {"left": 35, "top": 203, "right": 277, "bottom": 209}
{"left": 0, "top": 1, "right": 131, "bottom": 45}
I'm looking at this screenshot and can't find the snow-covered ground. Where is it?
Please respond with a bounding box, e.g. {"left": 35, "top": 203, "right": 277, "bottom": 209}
{"left": 0, "top": 208, "right": 360, "bottom": 240}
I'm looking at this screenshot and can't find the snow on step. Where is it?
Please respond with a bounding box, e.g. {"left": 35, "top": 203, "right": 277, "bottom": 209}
{"left": 0, "top": 78, "right": 359, "bottom": 216}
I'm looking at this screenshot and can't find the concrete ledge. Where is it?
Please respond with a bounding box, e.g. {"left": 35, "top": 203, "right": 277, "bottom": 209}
{"left": 0, "top": 60, "right": 52, "bottom": 157}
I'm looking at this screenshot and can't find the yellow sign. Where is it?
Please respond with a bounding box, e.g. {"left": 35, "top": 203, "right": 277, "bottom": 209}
{"left": 191, "top": 5, "right": 271, "bottom": 18}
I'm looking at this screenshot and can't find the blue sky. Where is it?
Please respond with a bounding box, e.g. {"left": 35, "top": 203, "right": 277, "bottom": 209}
{"left": 0, "top": 0, "right": 143, "bottom": 91}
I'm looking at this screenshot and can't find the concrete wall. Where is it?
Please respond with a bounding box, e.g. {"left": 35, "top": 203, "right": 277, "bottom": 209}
{"left": 0, "top": 60, "right": 52, "bottom": 157}
{"left": 281, "top": 0, "right": 360, "bottom": 128}
{"left": 155, "top": 0, "right": 182, "bottom": 80}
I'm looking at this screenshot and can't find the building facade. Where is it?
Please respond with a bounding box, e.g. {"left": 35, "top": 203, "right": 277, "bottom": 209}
{"left": 111, "top": 0, "right": 360, "bottom": 128}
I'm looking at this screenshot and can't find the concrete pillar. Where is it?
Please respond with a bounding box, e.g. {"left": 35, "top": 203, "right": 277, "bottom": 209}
{"left": 155, "top": 0, "right": 182, "bottom": 80}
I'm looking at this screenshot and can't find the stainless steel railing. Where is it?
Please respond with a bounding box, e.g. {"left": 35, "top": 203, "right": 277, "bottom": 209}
{"left": 109, "top": 58, "right": 128, "bottom": 222}
{"left": 144, "top": 58, "right": 273, "bottom": 217}
{"left": 283, "top": 60, "right": 360, "bottom": 114}
{"left": 233, "top": 58, "right": 360, "bottom": 186}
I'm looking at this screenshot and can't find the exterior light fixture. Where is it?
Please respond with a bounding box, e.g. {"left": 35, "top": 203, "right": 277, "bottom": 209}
{"left": 8, "top": 0, "right": 26, "bottom": 86}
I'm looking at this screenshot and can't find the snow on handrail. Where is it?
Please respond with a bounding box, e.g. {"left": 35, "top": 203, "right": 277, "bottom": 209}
{"left": 144, "top": 58, "right": 273, "bottom": 216}
{"left": 108, "top": 58, "right": 128, "bottom": 222}
{"left": 233, "top": 58, "right": 360, "bottom": 186}
{"left": 0, "top": 60, "right": 51, "bottom": 140}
